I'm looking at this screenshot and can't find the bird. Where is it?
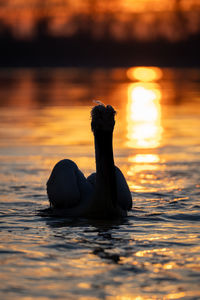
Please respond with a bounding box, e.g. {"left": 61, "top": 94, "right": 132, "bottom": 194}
{"left": 46, "top": 103, "right": 132, "bottom": 219}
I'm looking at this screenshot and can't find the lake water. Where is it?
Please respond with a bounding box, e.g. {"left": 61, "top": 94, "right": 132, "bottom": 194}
{"left": 0, "top": 67, "right": 200, "bottom": 299}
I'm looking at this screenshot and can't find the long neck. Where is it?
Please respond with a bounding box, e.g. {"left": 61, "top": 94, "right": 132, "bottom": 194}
{"left": 94, "top": 130, "right": 117, "bottom": 212}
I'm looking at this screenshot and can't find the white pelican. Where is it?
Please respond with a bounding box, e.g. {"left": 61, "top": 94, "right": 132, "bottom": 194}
{"left": 47, "top": 103, "right": 132, "bottom": 218}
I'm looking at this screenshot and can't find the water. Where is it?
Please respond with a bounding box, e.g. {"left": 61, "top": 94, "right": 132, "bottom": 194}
{"left": 0, "top": 67, "right": 200, "bottom": 299}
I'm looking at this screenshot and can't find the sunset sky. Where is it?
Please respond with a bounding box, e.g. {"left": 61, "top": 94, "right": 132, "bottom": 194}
{"left": 0, "top": 0, "right": 200, "bottom": 40}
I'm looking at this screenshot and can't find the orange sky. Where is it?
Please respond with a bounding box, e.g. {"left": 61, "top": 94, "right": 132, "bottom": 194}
{"left": 1, "top": 0, "right": 200, "bottom": 12}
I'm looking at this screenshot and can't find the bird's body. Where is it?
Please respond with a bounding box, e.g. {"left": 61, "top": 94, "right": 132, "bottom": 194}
{"left": 47, "top": 104, "right": 132, "bottom": 219}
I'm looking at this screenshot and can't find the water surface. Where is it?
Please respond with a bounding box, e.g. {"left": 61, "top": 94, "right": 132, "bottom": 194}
{"left": 0, "top": 67, "right": 200, "bottom": 299}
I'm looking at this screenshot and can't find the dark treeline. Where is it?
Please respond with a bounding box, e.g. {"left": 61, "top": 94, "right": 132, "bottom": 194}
{"left": 0, "top": 17, "right": 200, "bottom": 68}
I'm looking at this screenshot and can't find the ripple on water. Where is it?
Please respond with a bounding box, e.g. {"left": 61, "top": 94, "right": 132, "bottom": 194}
{"left": 0, "top": 69, "right": 200, "bottom": 299}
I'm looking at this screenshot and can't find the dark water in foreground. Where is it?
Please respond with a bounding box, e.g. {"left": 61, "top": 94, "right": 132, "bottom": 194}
{"left": 0, "top": 67, "right": 200, "bottom": 299}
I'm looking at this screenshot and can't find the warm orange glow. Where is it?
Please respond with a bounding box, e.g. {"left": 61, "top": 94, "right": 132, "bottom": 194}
{"left": 0, "top": 1, "right": 199, "bottom": 40}
{"left": 126, "top": 82, "right": 163, "bottom": 148}
{"left": 130, "top": 85, "right": 161, "bottom": 120}
{"left": 166, "top": 292, "right": 186, "bottom": 299}
{"left": 108, "top": 295, "right": 145, "bottom": 300}
{"left": 127, "top": 67, "right": 163, "bottom": 82}
{"left": 135, "top": 248, "right": 168, "bottom": 257}
{"left": 78, "top": 282, "right": 91, "bottom": 289}
{"left": 128, "top": 154, "right": 160, "bottom": 163}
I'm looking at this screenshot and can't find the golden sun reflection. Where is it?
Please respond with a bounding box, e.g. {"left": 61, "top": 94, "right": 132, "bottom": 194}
{"left": 126, "top": 82, "right": 163, "bottom": 149}
{"left": 127, "top": 66, "right": 163, "bottom": 82}
{"left": 128, "top": 154, "right": 160, "bottom": 163}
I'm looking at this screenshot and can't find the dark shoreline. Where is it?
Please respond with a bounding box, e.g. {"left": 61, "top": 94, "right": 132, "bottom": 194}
{"left": 1, "top": 34, "right": 200, "bottom": 68}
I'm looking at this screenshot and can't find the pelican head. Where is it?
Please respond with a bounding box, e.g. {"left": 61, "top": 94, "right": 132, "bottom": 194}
{"left": 91, "top": 103, "right": 116, "bottom": 133}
